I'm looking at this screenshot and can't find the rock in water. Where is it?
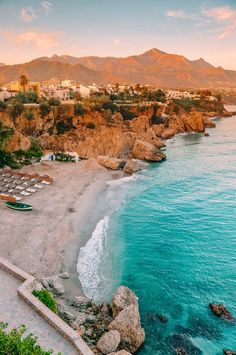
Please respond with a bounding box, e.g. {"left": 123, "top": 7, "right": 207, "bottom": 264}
{"left": 224, "top": 350, "right": 236, "bottom": 355}
{"left": 108, "top": 305, "right": 145, "bottom": 353}
{"left": 132, "top": 140, "right": 166, "bottom": 162}
{"left": 167, "top": 334, "right": 202, "bottom": 355}
{"left": 123, "top": 160, "right": 141, "bottom": 174}
{"left": 97, "top": 330, "right": 121, "bottom": 354}
{"left": 209, "top": 303, "right": 234, "bottom": 321}
{"left": 97, "top": 156, "right": 125, "bottom": 170}
{"left": 112, "top": 286, "right": 138, "bottom": 317}
{"left": 108, "top": 351, "right": 132, "bottom": 355}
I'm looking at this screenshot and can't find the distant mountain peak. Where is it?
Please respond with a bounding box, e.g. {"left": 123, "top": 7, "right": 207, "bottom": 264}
{"left": 142, "top": 48, "right": 166, "bottom": 56}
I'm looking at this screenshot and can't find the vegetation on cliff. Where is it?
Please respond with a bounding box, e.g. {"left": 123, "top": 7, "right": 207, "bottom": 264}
{"left": 0, "top": 322, "right": 52, "bottom": 354}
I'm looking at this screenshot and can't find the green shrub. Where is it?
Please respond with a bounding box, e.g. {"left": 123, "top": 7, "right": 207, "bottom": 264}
{"left": 74, "top": 103, "right": 84, "bottom": 116}
{"left": 86, "top": 122, "right": 96, "bottom": 129}
{"left": 7, "top": 101, "right": 24, "bottom": 121}
{"left": 39, "top": 102, "right": 51, "bottom": 118}
{"left": 48, "top": 97, "right": 61, "bottom": 106}
{"left": 119, "top": 107, "right": 137, "bottom": 120}
{"left": 0, "top": 121, "right": 14, "bottom": 150}
{"left": 0, "top": 150, "right": 19, "bottom": 169}
{"left": 0, "top": 322, "right": 53, "bottom": 354}
{"left": 32, "top": 290, "right": 58, "bottom": 314}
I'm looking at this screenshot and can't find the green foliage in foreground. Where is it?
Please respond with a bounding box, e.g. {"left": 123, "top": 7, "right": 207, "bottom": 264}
{"left": 0, "top": 138, "right": 43, "bottom": 169}
{"left": 0, "top": 322, "right": 53, "bottom": 354}
{"left": 32, "top": 290, "right": 58, "bottom": 314}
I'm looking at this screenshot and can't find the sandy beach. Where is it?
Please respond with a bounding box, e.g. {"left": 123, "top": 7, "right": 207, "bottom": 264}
{"left": 0, "top": 160, "right": 121, "bottom": 290}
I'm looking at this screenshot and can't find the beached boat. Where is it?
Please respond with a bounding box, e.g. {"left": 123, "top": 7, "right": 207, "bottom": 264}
{"left": 5, "top": 201, "right": 32, "bottom": 211}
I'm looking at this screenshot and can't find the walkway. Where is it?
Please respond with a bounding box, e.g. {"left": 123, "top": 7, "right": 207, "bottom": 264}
{"left": 0, "top": 268, "right": 77, "bottom": 355}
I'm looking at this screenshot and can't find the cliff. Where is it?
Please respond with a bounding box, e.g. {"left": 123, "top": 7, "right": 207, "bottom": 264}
{"left": 0, "top": 101, "right": 220, "bottom": 163}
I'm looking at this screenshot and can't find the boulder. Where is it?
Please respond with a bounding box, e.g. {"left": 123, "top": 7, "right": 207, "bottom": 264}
{"left": 42, "top": 276, "right": 64, "bottom": 296}
{"left": 108, "top": 305, "right": 145, "bottom": 353}
{"left": 71, "top": 312, "right": 96, "bottom": 329}
{"left": 58, "top": 272, "right": 70, "bottom": 279}
{"left": 71, "top": 295, "right": 92, "bottom": 307}
{"left": 97, "top": 156, "right": 125, "bottom": 170}
{"left": 58, "top": 306, "right": 76, "bottom": 324}
{"left": 181, "top": 111, "right": 205, "bottom": 132}
{"left": 209, "top": 304, "right": 234, "bottom": 321}
{"left": 123, "top": 160, "right": 141, "bottom": 174}
{"left": 204, "top": 132, "right": 209, "bottom": 137}
{"left": 112, "top": 286, "right": 138, "bottom": 317}
{"left": 160, "top": 128, "right": 177, "bottom": 139}
{"left": 132, "top": 140, "right": 166, "bottom": 162}
{"left": 203, "top": 117, "right": 216, "bottom": 128}
{"left": 97, "top": 330, "right": 121, "bottom": 354}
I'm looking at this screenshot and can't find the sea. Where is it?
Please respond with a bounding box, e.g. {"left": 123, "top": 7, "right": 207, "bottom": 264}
{"left": 77, "top": 110, "right": 236, "bottom": 354}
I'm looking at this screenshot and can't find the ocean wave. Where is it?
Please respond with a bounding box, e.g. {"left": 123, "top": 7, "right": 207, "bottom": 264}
{"left": 77, "top": 216, "right": 109, "bottom": 301}
{"left": 106, "top": 174, "right": 138, "bottom": 187}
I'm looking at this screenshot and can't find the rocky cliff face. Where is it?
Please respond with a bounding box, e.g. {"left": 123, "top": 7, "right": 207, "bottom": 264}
{"left": 1, "top": 103, "right": 219, "bottom": 162}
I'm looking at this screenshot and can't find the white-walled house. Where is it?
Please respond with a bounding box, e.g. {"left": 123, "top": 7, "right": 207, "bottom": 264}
{"left": 78, "top": 85, "right": 91, "bottom": 98}
{"left": 41, "top": 151, "right": 56, "bottom": 162}
{"left": 0, "top": 89, "right": 17, "bottom": 101}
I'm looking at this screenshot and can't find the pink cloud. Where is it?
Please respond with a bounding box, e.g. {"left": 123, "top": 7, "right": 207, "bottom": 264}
{"left": 5, "top": 30, "right": 61, "bottom": 49}
{"left": 166, "top": 10, "right": 194, "bottom": 19}
{"left": 19, "top": 7, "right": 37, "bottom": 22}
{"left": 202, "top": 6, "right": 236, "bottom": 39}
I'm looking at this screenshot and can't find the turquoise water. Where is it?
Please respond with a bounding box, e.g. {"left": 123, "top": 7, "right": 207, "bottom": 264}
{"left": 78, "top": 115, "right": 236, "bottom": 354}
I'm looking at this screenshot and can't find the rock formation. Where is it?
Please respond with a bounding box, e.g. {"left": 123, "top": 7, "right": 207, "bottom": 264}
{"left": 209, "top": 303, "right": 234, "bottom": 321}
{"left": 132, "top": 140, "right": 166, "bottom": 162}
{"left": 97, "top": 330, "right": 121, "bottom": 354}
{"left": 111, "top": 286, "right": 138, "bottom": 318}
{"left": 108, "top": 305, "right": 145, "bottom": 353}
{"left": 97, "top": 156, "right": 125, "bottom": 170}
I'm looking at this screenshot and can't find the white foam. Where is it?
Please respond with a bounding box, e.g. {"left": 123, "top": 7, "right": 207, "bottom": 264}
{"left": 77, "top": 216, "right": 109, "bottom": 301}
{"left": 106, "top": 174, "right": 137, "bottom": 187}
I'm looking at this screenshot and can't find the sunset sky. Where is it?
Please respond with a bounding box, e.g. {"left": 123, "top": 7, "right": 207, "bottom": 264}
{"left": 0, "top": 0, "right": 236, "bottom": 69}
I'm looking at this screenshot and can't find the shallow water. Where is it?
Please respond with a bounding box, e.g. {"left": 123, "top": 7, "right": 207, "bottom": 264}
{"left": 78, "top": 115, "right": 236, "bottom": 354}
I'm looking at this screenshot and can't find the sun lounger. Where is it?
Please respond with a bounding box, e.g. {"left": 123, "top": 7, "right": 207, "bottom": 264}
{"left": 26, "top": 188, "right": 37, "bottom": 193}
{"left": 16, "top": 186, "right": 25, "bottom": 190}
{"left": 34, "top": 184, "right": 44, "bottom": 189}
{"left": 20, "top": 191, "right": 31, "bottom": 196}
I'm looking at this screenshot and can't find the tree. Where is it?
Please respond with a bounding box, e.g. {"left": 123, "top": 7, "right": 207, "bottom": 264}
{"left": 0, "top": 121, "right": 14, "bottom": 150}
{"left": 7, "top": 101, "right": 24, "bottom": 123}
{"left": 48, "top": 97, "right": 61, "bottom": 106}
{"left": 0, "top": 100, "right": 7, "bottom": 118}
{"left": 19, "top": 75, "right": 28, "bottom": 92}
{"left": 24, "top": 109, "right": 35, "bottom": 135}
{"left": 39, "top": 101, "right": 51, "bottom": 118}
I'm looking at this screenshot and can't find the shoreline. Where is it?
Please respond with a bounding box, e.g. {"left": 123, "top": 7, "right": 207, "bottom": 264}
{"left": 0, "top": 161, "right": 123, "bottom": 292}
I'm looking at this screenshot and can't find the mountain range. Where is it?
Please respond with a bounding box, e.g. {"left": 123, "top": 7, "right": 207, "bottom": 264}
{"left": 1, "top": 48, "right": 236, "bottom": 88}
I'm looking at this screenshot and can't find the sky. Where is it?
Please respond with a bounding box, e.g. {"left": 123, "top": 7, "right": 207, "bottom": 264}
{"left": 0, "top": 0, "right": 236, "bottom": 69}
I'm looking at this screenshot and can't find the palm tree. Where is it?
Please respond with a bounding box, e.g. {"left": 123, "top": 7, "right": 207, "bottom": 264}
{"left": 19, "top": 75, "right": 28, "bottom": 92}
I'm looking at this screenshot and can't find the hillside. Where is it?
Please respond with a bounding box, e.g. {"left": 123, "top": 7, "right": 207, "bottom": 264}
{"left": 1, "top": 48, "right": 236, "bottom": 88}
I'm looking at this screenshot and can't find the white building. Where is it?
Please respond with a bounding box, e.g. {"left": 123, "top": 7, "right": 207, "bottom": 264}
{"left": 78, "top": 85, "right": 91, "bottom": 98}
{"left": 0, "top": 89, "right": 17, "bottom": 101}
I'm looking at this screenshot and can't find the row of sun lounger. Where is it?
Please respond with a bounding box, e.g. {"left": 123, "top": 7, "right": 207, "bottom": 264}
{"left": 0, "top": 170, "right": 53, "bottom": 201}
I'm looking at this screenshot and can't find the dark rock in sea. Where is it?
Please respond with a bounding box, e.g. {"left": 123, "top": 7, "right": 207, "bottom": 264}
{"left": 166, "top": 334, "right": 203, "bottom": 355}
{"left": 209, "top": 303, "right": 234, "bottom": 321}
{"left": 204, "top": 132, "right": 209, "bottom": 137}
{"left": 156, "top": 314, "right": 168, "bottom": 323}
{"left": 186, "top": 314, "right": 222, "bottom": 340}
{"left": 175, "top": 348, "right": 187, "bottom": 355}
{"left": 224, "top": 350, "right": 236, "bottom": 355}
